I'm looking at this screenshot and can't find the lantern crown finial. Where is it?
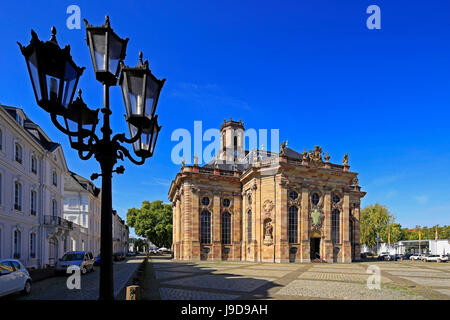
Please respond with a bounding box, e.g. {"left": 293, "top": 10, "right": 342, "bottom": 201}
{"left": 139, "top": 51, "right": 143, "bottom": 63}
{"left": 78, "top": 88, "right": 82, "bottom": 98}
{"left": 105, "top": 15, "right": 110, "bottom": 27}
{"left": 50, "top": 26, "right": 57, "bottom": 43}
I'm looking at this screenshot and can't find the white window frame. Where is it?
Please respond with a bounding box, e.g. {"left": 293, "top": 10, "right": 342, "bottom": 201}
{"left": 14, "top": 181, "right": 22, "bottom": 211}
{"left": 14, "top": 142, "right": 23, "bottom": 164}
{"left": 30, "top": 190, "right": 37, "bottom": 216}
{"left": 30, "top": 232, "right": 36, "bottom": 258}
{"left": 31, "top": 155, "right": 37, "bottom": 174}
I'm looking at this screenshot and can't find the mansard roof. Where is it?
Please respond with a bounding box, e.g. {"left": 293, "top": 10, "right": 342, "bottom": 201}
{"left": 68, "top": 171, "right": 101, "bottom": 198}
{"left": 1, "top": 105, "right": 60, "bottom": 152}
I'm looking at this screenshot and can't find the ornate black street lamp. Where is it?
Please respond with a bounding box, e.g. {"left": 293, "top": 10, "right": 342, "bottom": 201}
{"left": 18, "top": 16, "right": 165, "bottom": 300}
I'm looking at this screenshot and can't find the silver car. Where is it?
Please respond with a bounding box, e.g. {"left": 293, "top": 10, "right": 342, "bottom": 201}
{"left": 55, "top": 251, "right": 95, "bottom": 275}
{"left": 0, "top": 259, "right": 32, "bottom": 297}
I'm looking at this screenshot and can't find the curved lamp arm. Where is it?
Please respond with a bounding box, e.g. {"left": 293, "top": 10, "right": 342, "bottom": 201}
{"left": 78, "top": 148, "right": 95, "bottom": 161}
{"left": 118, "top": 145, "right": 146, "bottom": 166}
{"left": 112, "top": 125, "right": 143, "bottom": 145}
{"left": 50, "top": 114, "right": 100, "bottom": 145}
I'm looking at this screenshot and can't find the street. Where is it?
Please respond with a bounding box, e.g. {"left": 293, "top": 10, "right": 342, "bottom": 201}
{"left": 4, "top": 255, "right": 145, "bottom": 300}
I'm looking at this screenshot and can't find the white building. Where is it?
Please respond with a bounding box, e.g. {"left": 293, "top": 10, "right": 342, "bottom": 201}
{"left": 112, "top": 210, "right": 129, "bottom": 254}
{"left": 362, "top": 239, "right": 450, "bottom": 255}
{"left": 63, "top": 171, "right": 101, "bottom": 256}
{"left": 0, "top": 105, "right": 71, "bottom": 269}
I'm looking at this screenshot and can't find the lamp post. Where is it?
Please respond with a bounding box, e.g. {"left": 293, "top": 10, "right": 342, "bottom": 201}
{"left": 18, "top": 16, "right": 165, "bottom": 300}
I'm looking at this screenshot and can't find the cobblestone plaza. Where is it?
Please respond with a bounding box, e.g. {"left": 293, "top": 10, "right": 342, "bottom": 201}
{"left": 144, "top": 257, "right": 450, "bottom": 300}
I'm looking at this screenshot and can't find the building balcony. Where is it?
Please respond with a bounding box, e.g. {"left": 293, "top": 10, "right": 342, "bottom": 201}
{"left": 43, "top": 215, "right": 73, "bottom": 230}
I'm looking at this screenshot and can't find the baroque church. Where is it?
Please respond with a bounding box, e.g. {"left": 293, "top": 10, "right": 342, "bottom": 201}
{"left": 168, "top": 119, "right": 366, "bottom": 263}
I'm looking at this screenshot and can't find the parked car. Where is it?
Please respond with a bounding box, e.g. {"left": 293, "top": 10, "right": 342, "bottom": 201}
{"left": 127, "top": 251, "right": 137, "bottom": 257}
{"left": 119, "top": 252, "right": 126, "bottom": 260}
{"left": 402, "top": 253, "right": 413, "bottom": 260}
{"left": 0, "top": 259, "right": 32, "bottom": 297}
{"left": 55, "top": 251, "right": 95, "bottom": 275}
{"left": 377, "top": 252, "right": 393, "bottom": 261}
{"left": 410, "top": 253, "right": 422, "bottom": 261}
{"left": 94, "top": 254, "right": 101, "bottom": 266}
{"left": 361, "top": 252, "right": 376, "bottom": 259}
{"left": 157, "top": 247, "right": 171, "bottom": 254}
{"left": 391, "top": 254, "right": 403, "bottom": 261}
{"left": 423, "top": 254, "right": 448, "bottom": 263}
{"left": 113, "top": 253, "right": 120, "bottom": 261}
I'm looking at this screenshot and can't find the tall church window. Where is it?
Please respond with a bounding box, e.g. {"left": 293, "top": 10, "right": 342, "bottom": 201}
{"left": 332, "top": 209, "right": 340, "bottom": 243}
{"left": 312, "top": 193, "right": 320, "bottom": 206}
{"left": 221, "top": 211, "right": 231, "bottom": 244}
{"left": 200, "top": 210, "right": 211, "bottom": 244}
{"left": 247, "top": 210, "right": 252, "bottom": 243}
{"left": 288, "top": 206, "right": 298, "bottom": 243}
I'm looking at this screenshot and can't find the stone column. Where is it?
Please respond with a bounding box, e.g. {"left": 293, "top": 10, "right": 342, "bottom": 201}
{"left": 275, "top": 177, "right": 289, "bottom": 263}
{"left": 251, "top": 184, "right": 258, "bottom": 261}
{"left": 232, "top": 192, "right": 242, "bottom": 261}
{"left": 176, "top": 198, "right": 182, "bottom": 259}
{"left": 323, "top": 189, "right": 333, "bottom": 263}
{"left": 182, "top": 186, "right": 192, "bottom": 260}
{"left": 353, "top": 203, "right": 361, "bottom": 261}
{"left": 341, "top": 191, "right": 351, "bottom": 263}
{"left": 212, "top": 191, "right": 221, "bottom": 261}
{"left": 191, "top": 187, "right": 200, "bottom": 260}
{"left": 300, "top": 186, "right": 310, "bottom": 263}
{"left": 172, "top": 201, "right": 177, "bottom": 258}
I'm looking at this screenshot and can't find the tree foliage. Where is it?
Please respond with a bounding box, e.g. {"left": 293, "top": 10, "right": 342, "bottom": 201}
{"left": 126, "top": 200, "right": 172, "bottom": 248}
{"left": 360, "top": 203, "right": 401, "bottom": 247}
{"left": 360, "top": 203, "right": 450, "bottom": 247}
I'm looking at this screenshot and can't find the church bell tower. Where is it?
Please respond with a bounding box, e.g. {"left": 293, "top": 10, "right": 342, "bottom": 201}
{"left": 219, "top": 118, "right": 244, "bottom": 163}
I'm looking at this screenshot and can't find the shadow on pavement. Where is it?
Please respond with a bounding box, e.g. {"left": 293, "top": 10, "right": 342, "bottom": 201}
{"left": 142, "top": 255, "right": 282, "bottom": 300}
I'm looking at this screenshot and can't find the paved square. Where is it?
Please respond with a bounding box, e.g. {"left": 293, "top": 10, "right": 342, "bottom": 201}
{"left": 145, "top": 257, "right": 450, "bottom": 300}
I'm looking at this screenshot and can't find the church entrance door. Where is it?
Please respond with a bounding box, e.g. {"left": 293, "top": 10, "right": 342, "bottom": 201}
{"left": 310, "top": 238, "right": 320, "bottom": 260}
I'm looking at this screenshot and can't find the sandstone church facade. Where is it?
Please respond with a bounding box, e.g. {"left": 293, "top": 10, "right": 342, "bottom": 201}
{"left": 168, "top": 119, "right": 366, "bottom": 263}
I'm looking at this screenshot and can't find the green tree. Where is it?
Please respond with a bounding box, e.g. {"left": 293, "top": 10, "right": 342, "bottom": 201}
{"left": 360, "top": 203, "right": 401, "bottom": 249}
{"left": 133, "top": 238, "right": 147, "bottom": 251}
{"left": 126, "top": 200, "right": 173, "bottom": 248}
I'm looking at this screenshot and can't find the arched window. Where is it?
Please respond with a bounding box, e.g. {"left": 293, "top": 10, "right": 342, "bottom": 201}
{"left": 14, "top": 229, "right": 21, "bottom": 259}
{"left": 288, "top": 206, "right": 298, "bottom": 243}
{"left": 221, "top": 211, "right": 231, "bottom": 244}
{"left": 31, "top": 155, "right": 37, "bottom": 174}
{"left": 289, "top": 191, "right": 298, "bottom": 200}
{"left": 331, "top": 209, "right": 340, "bottom": 244}
{"left": 200, "top": 210, "right": 211, "bottom": 244}
{"left": 30, "top": 190, "right": 37, "bottom": 216}
{"left": 52, "top": 170, "right": 58, "bottom": 186}
{"left": 52, "top": 199, "right": 57, "bottom": 217}
{"left": 247, "top": 210, "right": 252, "bottom": 243}
{"left": 15, "top": 143, "right": 23, "bottom": 164}
{"left": 312, "top": 193, "right": 320, "bottom": 206}
{"left": 14, "top": 181, "right": 22, "bottom": 211}
{"left": 30, "top": 233, "right": 36, "bottom": 258}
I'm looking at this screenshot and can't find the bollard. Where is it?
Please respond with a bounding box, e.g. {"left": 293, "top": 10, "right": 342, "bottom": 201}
{"left": 126, "top": 285, "right": 141, "bottom": 300}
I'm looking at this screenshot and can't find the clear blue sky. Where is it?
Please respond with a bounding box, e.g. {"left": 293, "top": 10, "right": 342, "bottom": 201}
{"left": 1, "top": 1, "right": 449, "bottom": 236}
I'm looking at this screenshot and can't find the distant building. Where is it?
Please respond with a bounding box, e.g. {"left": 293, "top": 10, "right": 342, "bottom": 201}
{"left": 362, "top": 239, "right": 450, "bottom": 255}
{"left": 64, "top": 171, "right": 101, "bottom": 256}
{"left": 0, "top": 105, "right": 71, "bottom": 268}
{"left": 112, "top": 210, "right": 129, "bottom": 254}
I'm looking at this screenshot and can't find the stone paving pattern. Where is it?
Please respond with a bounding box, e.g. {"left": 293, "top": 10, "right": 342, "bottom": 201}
{"left": 144, "top": 256, "right": 450, "bottom": 300}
